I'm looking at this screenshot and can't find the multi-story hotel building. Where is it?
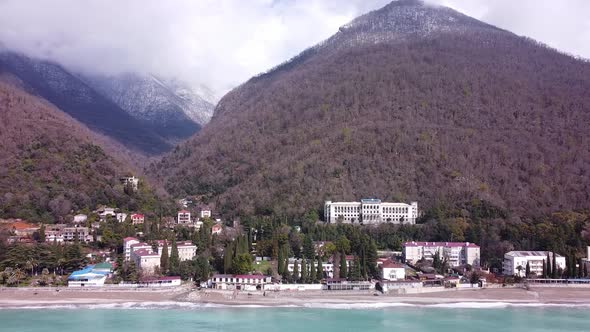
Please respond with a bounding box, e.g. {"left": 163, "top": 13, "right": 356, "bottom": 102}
{"left": 502, "top": 251, "right": 566, "bottom": 277}
{"left": 403, "top": 241, "right": 481, "bottom": 267}
{"left": 324, "top": 199, "right": 418, "bottom": 224}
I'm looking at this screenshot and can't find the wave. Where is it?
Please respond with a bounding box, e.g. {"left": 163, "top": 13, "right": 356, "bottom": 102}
{"left": 3, "top": 301, "right": 590, "bottom": 310}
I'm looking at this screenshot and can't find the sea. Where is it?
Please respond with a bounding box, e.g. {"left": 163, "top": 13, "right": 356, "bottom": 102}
{"left": 0, "top": 302, "right": 588, "bottom": 332}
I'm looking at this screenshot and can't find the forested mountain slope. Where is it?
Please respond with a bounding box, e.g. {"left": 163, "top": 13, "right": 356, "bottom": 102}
{"left": 0, "top": 52, "right": 171, "bottom": 155}
{"left": 0, "top": 82, "right": 162, "bottom": 223}
{"left": 150, "top": 0, "right": 590, "bottom": 217}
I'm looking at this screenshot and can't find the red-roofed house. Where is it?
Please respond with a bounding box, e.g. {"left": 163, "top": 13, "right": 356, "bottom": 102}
{"left": 379, "top": 260, "right": 406, "bottom": 281}
{"left": 131, "top": 214, "right": 145, "bottom": 225}
{"left": 131, "top": 249, "right": 161, "bottom": 273}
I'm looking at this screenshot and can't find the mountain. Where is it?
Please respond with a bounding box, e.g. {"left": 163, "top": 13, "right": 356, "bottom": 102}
{"left": 150, "top": 0, "right": 590, "bottom": 217}
{"left": 82, "top": 73, "right": 215, "bottom": 143}
{"left": 0, "top": 80, "right": 157, "bottom": 223}
{"left": 0, "top": 52, "right": 171, "bottom": 155}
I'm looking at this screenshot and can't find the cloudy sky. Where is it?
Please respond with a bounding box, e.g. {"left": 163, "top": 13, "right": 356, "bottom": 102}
{"left": 0, "top": 0, "right": 588, "bottom": 96}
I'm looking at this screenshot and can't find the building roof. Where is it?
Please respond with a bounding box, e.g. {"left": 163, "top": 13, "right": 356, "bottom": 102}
{"left": 133, "top": 249, "right": 159, "bottom": 257}
{"left": 505, "top": 251, "right": 564, "bottom": 258}
{"left": 131, "top": 213, "right": 144, "bottom": 218}
{"left": 93, "top": 262, "right": 113, "bottom": 271}
{"left": 234, "top": 275, "right": 268, "bottom": 279}
{"left": 178, "top": 210, "right": 190, "bottom": 214}
{"left": 403, "top": 241, "right": 480, "bottom": 248}
{"left": 380, "top": 262, "right": 405, "bottom": 269}
{"left": 361, "top": 198, "right": 382, "bottom": 204}
{"left": 124, "top": 237, "right": 139, "bottom": 242}
{"left": 141, "top": 276, "right": 181, "bottom": 282}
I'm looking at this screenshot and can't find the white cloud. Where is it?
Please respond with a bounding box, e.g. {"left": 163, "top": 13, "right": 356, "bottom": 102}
{"left": 0, "top": 0, "right": 588, "bottom": 95}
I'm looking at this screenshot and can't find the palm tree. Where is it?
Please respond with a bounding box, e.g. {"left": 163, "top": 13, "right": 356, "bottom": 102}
{"left": 516, "top": 265, "right": 524, "bottom": 277}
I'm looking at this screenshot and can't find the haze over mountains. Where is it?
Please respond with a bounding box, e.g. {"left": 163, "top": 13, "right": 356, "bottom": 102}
{"left": 151, "top": 0, "right": 590, "bottom": 217}
{"left": 0, "top": 51, "right": 215, "bottom": 155}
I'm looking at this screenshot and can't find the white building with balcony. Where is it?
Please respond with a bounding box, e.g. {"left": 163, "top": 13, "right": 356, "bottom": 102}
{"left": 502, "top": 251, "right": 566, "bottom": 277}
{"left": 403, "top": 241, "right": 480, "bottom": 267}
{"left": 324, "top": 199, "right": 418, "bottom": 224}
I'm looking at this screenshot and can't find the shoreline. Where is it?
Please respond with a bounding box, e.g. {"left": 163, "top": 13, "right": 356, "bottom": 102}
{"left": 2, "top": 287, "right": 590, "bottom": 309}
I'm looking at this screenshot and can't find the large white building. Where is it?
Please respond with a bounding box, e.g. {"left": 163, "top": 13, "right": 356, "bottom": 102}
{"left": 502, "top": 251, "right": 566, "bottom": 277}
{"left": 403, "top": 241, "right": 481, "bottom": 267}
{"left": 324, "top": 199, "right": 418, "bottom": 224}
{"left": 125, "top": 237, "right": 197, "bottom": 273}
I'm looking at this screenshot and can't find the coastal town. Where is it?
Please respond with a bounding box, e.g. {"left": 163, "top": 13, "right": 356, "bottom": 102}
{"left": 2, "top": 188, "right": 590, "bottom": 305}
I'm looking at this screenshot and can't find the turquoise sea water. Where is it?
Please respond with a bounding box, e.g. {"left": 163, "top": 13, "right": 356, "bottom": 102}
{"left": 0, "top": 304, "right": 588, "bottom": 332}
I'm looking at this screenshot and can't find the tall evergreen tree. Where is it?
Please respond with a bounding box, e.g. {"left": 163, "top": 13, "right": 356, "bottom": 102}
{"left": 39, "top": 224, "right": 46, "bottom": 243}
{"left": 223, "top": 244, "right": 234, "bottom": 274}
{"left": 292, "top": 260, "right": 300, "bottom": 283}
{"left": 317, "top": 258, "right": 323, "bottom": 280}
{"left": 303, "top": 235, "right": 315, "bottom": 260}
{"left": 551, "top": 252, "right": 558, "bottom": 279}
{"left": 277, "top": 245, "right": 284, "bottom": 275}
{"left": 339, "top": 252, "right": 347, "bottom": 278}
{"left": 546, "top": 253, "right": 552, "bottom": 278}
{"left": 300, "top": 259, "right": 308, "bottom": 283}
{"left": 542, "top": 259, "right": 547, "bottom": 278}
{"left": 310, "top": 259, "right": 317, "bottom": 283}
{"left": 169, "top": 239, "right": 180, "bottom": 275}
{"left": 160, "top": 242, "right": 169, "bottom": 274}
{"left": 525, "top": 262, "right": 530, "bottom": 278}
{"left": 578, "top": 258, "right": 584, "bottom": 278}
{"left": 348, "top": 256, "right": 361, "bottom": 281}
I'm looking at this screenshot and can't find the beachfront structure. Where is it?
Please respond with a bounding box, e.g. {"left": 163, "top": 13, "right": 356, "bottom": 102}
{"left": 177, "top": 210, "right": 191, "bottom": 223}
{"left": 210, "top": 274, "right": 272, "bottom": 291}
{"left": 403, "top": 241, "right": 481, "bottom": 267}
{"left": 502, "top": 251, "right": 566, "bottom": 277}
{"left": 379, "top": 261, "right": 406, "bottom": 281}
{"left": 324, "top": 199, "right": 418, "bottom": 224}
{"left": 131, "top": 249, "right": 161, "bottom": 273}
{"left": 138, "top": 276, "right": 182, "bottom": 287}
{"left": 67, "top": 263, "right": 113, "bottom": 287}
{"left": 126, "top": 237, "right": 197, "bottom": 272}
{"left": 287, "top": 259, "right": 334, "bottom": 278}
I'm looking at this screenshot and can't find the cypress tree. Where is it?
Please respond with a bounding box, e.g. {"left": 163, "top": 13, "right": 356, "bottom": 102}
{"left": 39, "top": 224, "right": 46, "bottom": 243}
{"left": 293, "top": 260, "right": 300, "bottom": 283}
{"left": 546, "top": 253, "right": 552, "bottom": 278}
{"left": 317, "top": 258, "right": 323, "bottom": 280}
{"left": 169, "top": 239, "right": 180, "bottom": 275}
{"left": 300, "top": 259, "right": 308, "bottom": 283}
{"left": 551, "top": 252, "right": 558, "bottom": 279}
{"left": 278, "top": 245, "right": 284, "bottom": 275}
{"left": 310, "top": 259, "right": 317, "bottom": 283}
{"left": 303, "top": 236, "right": 315, "bottom": 260}
{"left": 578, "top": 258, "right": 584, "bottom": 278}
{"left": 348, "top": 257, "right": 361, "bottom": 281}
{"left": 542, "top": 259, "right": 547, "bottom": 278}
{"left": 282, "top": 258, "right": 291, "bottom": 283}
{"left": 160, "top": 242, "right": 169, "bottom": 274}
{"left": 525, "top": 262, "right": 530, "bottom": 278}
{"left": 339, "top": 252, "right": 347, "bottom": 278}
{"left": 223, "top": 244, "right": 233, "bottom": 273}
